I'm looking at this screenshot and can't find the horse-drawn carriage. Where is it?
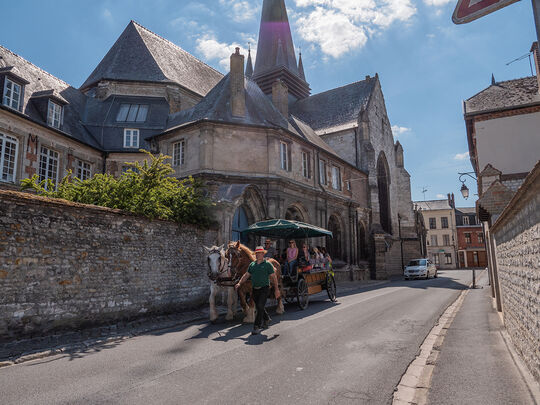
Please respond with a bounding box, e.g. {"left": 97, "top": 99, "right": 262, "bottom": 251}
{"left": 241, "top": 219, "right": 337, "bottom": 310}
{"left": 205, "top": 219, "right": 337, "bottom": 323}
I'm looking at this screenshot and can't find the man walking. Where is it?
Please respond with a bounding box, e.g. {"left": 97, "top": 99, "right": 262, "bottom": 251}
{"left": 235, "top": 246, "right": 280, "bottom": 335}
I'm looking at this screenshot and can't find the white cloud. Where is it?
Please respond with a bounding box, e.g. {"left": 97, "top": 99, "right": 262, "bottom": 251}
{"left": 219, "top": 0, "right": 259, "bottom": 22}
{"left": 423, "top": 0, "right": 453, "bottom": 6}
{"left": 294, "top": 0, "right": 416, "bottom": 57}
{"left": 391, "top": 125, "right": 412, "bottom": 137}
{"left": 102, "top": 8, "right": 113, "bottom": 24}
{"left": 436, "top": 193, "right": 446, "bottom": 198}
{"left": 454, "top": 151, "right": 470, "bottom": 160}
{"left": 196, "top": 35, "right": 255, "bottom": 71}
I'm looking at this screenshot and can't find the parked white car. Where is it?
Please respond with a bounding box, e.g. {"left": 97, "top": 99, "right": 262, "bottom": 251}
{"left": 404, "top": 259, "right": 438, "bottom": 280}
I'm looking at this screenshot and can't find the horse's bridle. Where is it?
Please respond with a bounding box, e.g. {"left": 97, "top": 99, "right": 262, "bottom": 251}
{"left": 207, "top": 249, "right": 229, "bottom": 282}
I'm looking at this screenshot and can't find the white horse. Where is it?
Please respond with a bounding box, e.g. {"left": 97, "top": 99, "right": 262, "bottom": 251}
{"left": 204, "top": 245, "right": 238, "bottom": 323}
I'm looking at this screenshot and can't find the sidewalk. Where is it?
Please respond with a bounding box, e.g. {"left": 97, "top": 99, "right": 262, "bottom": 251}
{"left": 427, "top": 273, "right": 538, "bottom": 405}
{"left": 0, "top": 278, "right": 386, "bottom": 366}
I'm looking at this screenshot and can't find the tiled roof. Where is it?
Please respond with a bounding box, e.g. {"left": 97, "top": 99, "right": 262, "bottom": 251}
{"left": 80, "top": 21, "right": 223, "bottom": 96}
{"left": 290, "top": 77, "right": 377, "bottom": 134}
{"left": 165, "top": 74, "right": 342, "bottom": 159}
{"left": 465, "top": 76, "right": 540, "bottom": 115}
{"left": 0, "top": 45, "right": 101, "bottom": 149}
{"left": 415, "top": 199, "right": 452, "bottom": 211}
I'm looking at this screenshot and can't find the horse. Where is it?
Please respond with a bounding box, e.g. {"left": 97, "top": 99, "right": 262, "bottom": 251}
{"left": 225, "top": 240, "right": 285, "bottom": 323}
{"left": 204, "top": 245, "right": 238, "bottom": 323}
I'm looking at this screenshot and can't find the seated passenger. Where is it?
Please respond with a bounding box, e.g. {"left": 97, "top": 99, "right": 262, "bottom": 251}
{"left": 285, "top": 240, "right": 298, "bottom": 277}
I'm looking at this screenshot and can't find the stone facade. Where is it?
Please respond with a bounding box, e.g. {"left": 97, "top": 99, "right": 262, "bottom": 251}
{"left": 491, "top": 162, "right": 540, "bottom": 382}
{"left": 0, "top": 189, "right": 216, "bottom": 341}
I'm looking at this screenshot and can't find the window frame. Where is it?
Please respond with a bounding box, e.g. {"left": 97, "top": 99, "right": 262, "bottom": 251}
{"left": 123, "top": 128, "right": 140, "bottom": 149}
{"left": 301, "top": 150, "right": 311, "bottom": 179}
{"left": 441, "top": 216, "right": 449, "bottom": 229}
{"left": 443, "top": 234, "right": 450, "bottom": 246}
{"left": 0, "top": 133, "right": 19, "bottom": 183}
{"left": 465, "top": 232, "right": 471, "bottom": 244}
{"left": 3, "top": 78, "right": 22, "bottom": 111}
{"left": 47, "top": 99, "right": 63, "bottom": 129}
{"left": 38, "top": 146, "right": 59, "bottom": 188}
{"left": 433, "top": 253, "right": 440, "bottom": 265}
{"left": 331, "top": 165, "right": 342, "bottom": 190}
{"left": 429, "top": 217, "right": 436, "bottom": 229}
{"left": 173, "top": 139, "right": 186, "bottom": 167}
{"left": 318, "top": 158, "right": 327, "bottom": 185}
{"left": 445, "top": 253, "right": 452, "bottom": 264}
{"left": 116, "top": 103, "right": 149, "bottom": 123}
{"left": 430, "top": 235, "right": 438, "bottom": 246}
{"left": 477, "top": 232, "right": 484, "bottom": 244}
{"left": 76, "top": 159, "right": 92, "bottom": 181}
{"left": 462, "top": 215, "right": 469, "bottom": 225}
{"left": 279, "top": 141, "right": 291, "bottom": 171}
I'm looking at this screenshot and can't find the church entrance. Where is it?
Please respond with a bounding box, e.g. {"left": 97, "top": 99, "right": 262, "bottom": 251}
{"left": 231, "top": 206, "right": 250, "bottom": 246}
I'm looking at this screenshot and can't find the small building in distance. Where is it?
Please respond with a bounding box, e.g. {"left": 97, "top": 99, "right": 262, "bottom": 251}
{"left": 455, "top": 207, "right": 487, "bottom": 268}
{"left": 415, "top": 195, "right": 457, "bottom": 270}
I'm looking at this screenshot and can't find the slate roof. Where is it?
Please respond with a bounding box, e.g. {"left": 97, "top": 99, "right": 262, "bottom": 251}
{"left": 290, "top": 77, "right": 377, "bottom": 134}
{"left": 254, "top": 0, "right": 299, "bottom": 78}
{"left": 80, "top": 21, "right": 223, "bottom": 96}
{"left": 415, "top": 199, "right": 452, "bottom": 211}
{"left": 164, "top": 74, "right": 342, "bottom": 158}
{"left": 464, "top": 76, "right": 540, "bottom": 115}
{"left": 0, "top": 45, "right": 101, "bottom": 149}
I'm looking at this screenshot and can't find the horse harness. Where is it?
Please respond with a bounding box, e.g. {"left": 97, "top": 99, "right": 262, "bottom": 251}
{"left": 208, "top": 249, "right": 238, "bottom": 287}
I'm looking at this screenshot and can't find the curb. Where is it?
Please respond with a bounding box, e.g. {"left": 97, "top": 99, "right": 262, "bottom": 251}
{"left": 392, "top": 281, "right": 471, "bottom": 405}
{"left": 1, "top": 279, "right": 384, "bottom": 369}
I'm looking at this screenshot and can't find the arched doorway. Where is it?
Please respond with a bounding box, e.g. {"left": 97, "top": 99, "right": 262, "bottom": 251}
{"left": 231, "top": 206, "right": 250, "bottom": 245}
{"left": 377, "top": 153, "right": 392, "bottom": 234}
{"left": 327, "top": 215, "right": 342, "bottom": 261}
{"left": 358, "top": 221, "right": 368, "bottom": 261}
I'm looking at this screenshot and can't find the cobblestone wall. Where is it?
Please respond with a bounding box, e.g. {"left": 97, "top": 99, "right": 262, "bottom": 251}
{"left": 492, "top": 163, "right": 540, "bottom": 382}
{"left": 0, "top": 190, "right": 217, "bottom": 341}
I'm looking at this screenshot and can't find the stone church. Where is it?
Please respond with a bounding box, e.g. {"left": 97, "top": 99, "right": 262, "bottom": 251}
{"left": 0, "top": 0, "right": 420, "bottom": 278}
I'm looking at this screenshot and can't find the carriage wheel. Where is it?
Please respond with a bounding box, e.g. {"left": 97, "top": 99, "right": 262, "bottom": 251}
{"left": 296, "top": 278, "right": 309, "bottom": 310}
{"left": 326, "top": 273, "right": 337, "bottom": 302}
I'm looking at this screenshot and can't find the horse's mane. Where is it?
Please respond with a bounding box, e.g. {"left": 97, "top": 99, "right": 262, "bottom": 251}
{"left": 237, "top": 243, "right": 256, "bottom": 262}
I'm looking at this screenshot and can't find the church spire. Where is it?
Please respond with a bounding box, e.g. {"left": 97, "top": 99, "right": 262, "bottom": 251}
{"left": 245, "top": 46, "right": 254, "bottom": 78}
{"left": 298, "top": 51, "right": 306, "bottom": 81}
{"left": 253, "top": 0, "right": 310, "bottom": 100}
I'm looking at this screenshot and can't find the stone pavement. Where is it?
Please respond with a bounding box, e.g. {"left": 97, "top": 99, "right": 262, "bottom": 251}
{"left": 426, "top": 272, "right": 539, "bottom": 405}
{"left": 0, "top": 278, "right": 387, "bottom": 366}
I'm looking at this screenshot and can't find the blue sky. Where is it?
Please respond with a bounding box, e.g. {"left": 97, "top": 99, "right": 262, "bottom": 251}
{"left": 1, "top": 0, "right": 536, "bottom": 207}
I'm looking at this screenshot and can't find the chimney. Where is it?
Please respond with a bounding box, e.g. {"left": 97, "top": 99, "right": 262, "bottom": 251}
{"left": 230, "top": 47, "right": 246, "bottom": 117}
{"left": 272, "top": 79, "right": 288, "bottom": 117}
{"left": 531, "top": 42, "right": 540, "bottom": 94}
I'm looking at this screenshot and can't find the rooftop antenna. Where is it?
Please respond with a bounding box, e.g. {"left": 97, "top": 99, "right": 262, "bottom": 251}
{"left": 506, "top": 52, "right": 534, "bottom": 76}
{"left": 421, "top": 187, "right": 428, "bottom": 201}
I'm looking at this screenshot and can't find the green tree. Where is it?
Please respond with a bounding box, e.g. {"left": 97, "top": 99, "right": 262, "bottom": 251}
{"left": 20, "top": 150, "right": 215, "bottom": 227}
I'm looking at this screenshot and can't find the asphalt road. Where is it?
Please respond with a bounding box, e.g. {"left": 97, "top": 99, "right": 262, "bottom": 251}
{"left": 1, "top": 271, "right": 472, "bottom": 405}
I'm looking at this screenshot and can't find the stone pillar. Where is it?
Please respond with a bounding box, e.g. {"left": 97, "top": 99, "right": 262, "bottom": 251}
{"left": 272, "top": 79, "right": 289, "bottom": 117}
{"left": 230, "top": 48, "right": 246, "bottom": 118}
{"left": 373, "top": 233, "right": 388, "bottom": 279}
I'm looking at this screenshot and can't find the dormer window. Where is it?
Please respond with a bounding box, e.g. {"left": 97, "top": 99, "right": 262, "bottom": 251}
{"left": 124, "top": 129, "right": 139, "bottom": 148}
{"left": 3, "top": 78, "right": 22, "bottom": 110}
{"left": 47, "top": 100, "right": 63, "bottom": 128}
{"left": 116, "top": 104, "right": 148, "bottom": 122}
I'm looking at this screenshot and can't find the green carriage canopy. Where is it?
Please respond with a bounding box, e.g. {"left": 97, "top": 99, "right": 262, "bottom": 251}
{"left": 240, "top": 219, "right": 333, "bottom": 239}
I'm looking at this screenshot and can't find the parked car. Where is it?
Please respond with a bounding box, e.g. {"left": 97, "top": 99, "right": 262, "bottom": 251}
{"left": 404, "top": 259, "right": 437, "bottom": 280}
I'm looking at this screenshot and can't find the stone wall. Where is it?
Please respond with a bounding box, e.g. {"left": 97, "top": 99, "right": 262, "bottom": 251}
{"left": 0, "top": 190, "right": 217, "bottom": 342}
{"left": 491, "top": 162, "right": 540, "bottom": 382}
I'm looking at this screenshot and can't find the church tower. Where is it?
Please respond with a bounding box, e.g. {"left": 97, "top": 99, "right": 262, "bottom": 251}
{"left": 253, "top": 0, "right": 310, "bottom": 101}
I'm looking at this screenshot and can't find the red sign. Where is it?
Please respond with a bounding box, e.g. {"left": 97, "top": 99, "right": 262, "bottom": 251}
{"left": 452, "top": 0, "right": 521, "bottom": 24}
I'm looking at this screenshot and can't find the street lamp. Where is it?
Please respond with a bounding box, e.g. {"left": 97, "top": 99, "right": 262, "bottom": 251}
{"left": 457, "top": 171, "right": 479, "bottom": 289}
{"left": 458, "top": 172, "right": 477, "bottom": 199}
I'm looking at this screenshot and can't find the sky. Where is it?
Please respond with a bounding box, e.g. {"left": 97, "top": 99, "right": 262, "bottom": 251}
{"left": 1, "top": 0, "right": 536, "bottom": 208}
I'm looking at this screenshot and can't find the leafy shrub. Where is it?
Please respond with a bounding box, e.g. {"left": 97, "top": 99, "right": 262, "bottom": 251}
{"left": 20, "top": 150, "right": 215, "bottom": 227}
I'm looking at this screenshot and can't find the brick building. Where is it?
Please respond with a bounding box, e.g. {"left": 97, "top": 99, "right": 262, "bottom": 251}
{"left": 0, "top": 0, "right": 421, "bottom": 278}
{"left": 455, "top": 207, "right": 487, "bottom": 268}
